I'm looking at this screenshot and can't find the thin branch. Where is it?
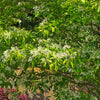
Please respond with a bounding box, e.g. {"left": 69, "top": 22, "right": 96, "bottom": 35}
{"left": 66, "top": 30, "right": 82, "bottom": 47}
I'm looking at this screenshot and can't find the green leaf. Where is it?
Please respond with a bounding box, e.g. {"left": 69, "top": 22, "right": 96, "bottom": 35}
{"left": 81, "top": 0, "right": 85, "bottom": 3}
{"left": 50, "top": 64, "right": 54, "bottom": 71}
{"left": 43, "top": 30, "right": 49, "bottom": 37}
{"left": 52, "top": 27, "right": 55, "bottom": 32}
{"left": 55, "top": 64, "right": 58, "bottom": 71}
{"left": 70, "top": 61, "right": 73, "bottom": 68}
{"left": 66, "top": 62, "right": 69, "bottom": 68}
{"left": 17, "top": 54, "right": 21, "bottom": 60}
{"left": 43, "top": 62, "right": 46, "bottom": 67}
{"left": 63, "top": 59, "right": 67, "bottom": 64}
{"left": 78, "top": 59, "right": 81, "bottom": 64}
{"left": 32, "top": 62, "right": 34, "bottom": 68}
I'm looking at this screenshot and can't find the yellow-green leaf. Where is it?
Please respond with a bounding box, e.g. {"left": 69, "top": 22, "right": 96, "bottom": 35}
{"left": 43, "top": 30, "right": 49, "bottom": 37}
{"left": 50, "top": 64, "right": 54, "bottom": 71}
{"left": 81, "top": 0, "right": 85, "bottom": 3}
{"left": 55, "top": 64, "right": 58, "bottom": 71}
{"left": 70, "top": 61, "right": 73, "bottom": 67}
{"left": 52, "top": 27, "right": 55, "bottom": 32}
{"left": 66, "top": 62, "right": 69, "bottom": 67}
{"left": 43, "top": 62, "right": 46, "bottom": 67}
{"left": 63, "top": 59, "right": 67, "bottom": 64}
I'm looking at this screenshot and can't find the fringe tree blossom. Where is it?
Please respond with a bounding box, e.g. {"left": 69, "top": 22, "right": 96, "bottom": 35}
{"left": 2, "top": 46, "right": 26, "bottom": 63}
{"left": 40, "top": 18, "right": 48, "bottom": 26}
{"left": 55, "top": 52, "right": 68, "bottom": 59}
{"left": 63, "top": 45, "right": 70, "bottom": 49}
{"left": 3, "top": 31, "right": 11, "bottom": 39}
{"left": 28, "top": 43, "right": 75, "bottom": 64}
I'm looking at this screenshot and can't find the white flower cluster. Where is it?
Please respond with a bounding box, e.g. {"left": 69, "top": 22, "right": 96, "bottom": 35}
{"left": 38, "top": 38, "right": 52, "bottom": 44}
{"left": 50, "top": 43, "right": 61, "bottom": 49}
{"left": 28, "top": 40, "right": 75, "bottom": 63}
{"left": 1, "top": 27, "right": 30, "bottom": 42}
{"left": 28, "top": 46, "right": 50, "bottom": 62}
{"left": 38, "top": 38, "right": 71, "bottom": 50}
{"left": 2, "top": 46, "right": 26, "bottom": 63}
{"left": 28, "top": 45, "right": 73, "bottom": 62}
{"left": 3, "top": 50, "right": 10, "bottom": 61}
{"left": 33, "top": 5, "right": 40, "bottom": 14}
{"left": 63, "top": 45, "right": 70, "bottom": 50}
{"left": 3, "top": 31, "right": 11, "bottom": 39}
{"left": 38, "top": 39, "right": 43, "bottom": 43}
{"left": 39, "top": 18, "right": 48, "bottom": 26}
{"left": 13, "top": 28, "right": 29, "bottom": 36}
{"left": 10, "top": 46, "right": 18, "bottom": 52}
{"left": 55, "top": 52, "right": 68, "bottom": 59}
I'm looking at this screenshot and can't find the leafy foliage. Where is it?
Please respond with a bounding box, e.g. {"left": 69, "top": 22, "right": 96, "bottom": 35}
{"left": 0, "top": 87, "right": 27, "bottom": 100}
{"left": 0, "top": 0, "right": 100, "bottom": 100}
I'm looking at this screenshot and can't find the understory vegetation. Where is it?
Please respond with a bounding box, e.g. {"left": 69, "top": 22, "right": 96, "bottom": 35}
{"left": 0, "top": 0, "right": 100, "bottom": 100}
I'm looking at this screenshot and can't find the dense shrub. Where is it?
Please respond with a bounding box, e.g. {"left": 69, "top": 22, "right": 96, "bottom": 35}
{"left": 0, "top": 0, "right": 100, "bottom": 100}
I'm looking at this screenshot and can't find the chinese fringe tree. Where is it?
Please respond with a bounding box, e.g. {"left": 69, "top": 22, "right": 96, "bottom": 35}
{"left": 0, "top": 0, "right": 100, "bottom": 99}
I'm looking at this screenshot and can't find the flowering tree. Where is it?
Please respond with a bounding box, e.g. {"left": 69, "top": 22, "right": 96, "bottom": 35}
{"left": 0, "top": 0, "right": 100, "bottom": 99}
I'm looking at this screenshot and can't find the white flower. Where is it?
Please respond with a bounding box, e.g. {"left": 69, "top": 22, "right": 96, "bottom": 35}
{"left": 39, "top": 39, "right": 43, "bottom": 43}
{"left": 5, "top": 66, "right": 11, "bottom": 71}
{"left": 50, "top": 43, "right": 61, "bottom": 49}
{"left": 63, "top": 45, "right": 70, "bottom": 50}
{"left": 41, "top": 58, "right": 46, "bottom": 63}
{"left": 4, "top": 32, "right": 11, "bottom": 39}
{"left": 41, "top": 49, "right": 50, "bottom": 54}
{"left": 38, "top": 46, "right": 43, "bottom": 50}
{"left": 28, "top": 57, "right": 32, "bottom": 62}
{"left": 3, "top": 50, "right": 9, "bottom": 59}
{"left": 18, "top": 2, "right": 21, "bottom": 5}
{"left": 30, "top": 48, "right": 41, "bottom": 57}
{"left": 40, "top": 18, "right": 48, "bottom": 25}
{"left": 47, "top": 38, "right": 51, "bottom": 42}
{"left": 31, "top": 50, "right": 34, "bottom": 54}
{"left": 11, "top": 46, "right": 18, "bottom": 51}
{"left": 55, "top": 52, "right": 68, "bottom": 59}
{"left": 73, "top": 52, "right": 77, "bottom": 56}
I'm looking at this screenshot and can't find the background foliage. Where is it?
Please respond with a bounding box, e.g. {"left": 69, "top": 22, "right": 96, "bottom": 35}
{"left": 0, "top": 0, "right": 100, "bottom": 99}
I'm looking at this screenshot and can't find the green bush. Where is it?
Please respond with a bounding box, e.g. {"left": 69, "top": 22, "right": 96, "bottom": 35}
{"left": 0, "top": 0, "right": 100, "bottom": 99}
